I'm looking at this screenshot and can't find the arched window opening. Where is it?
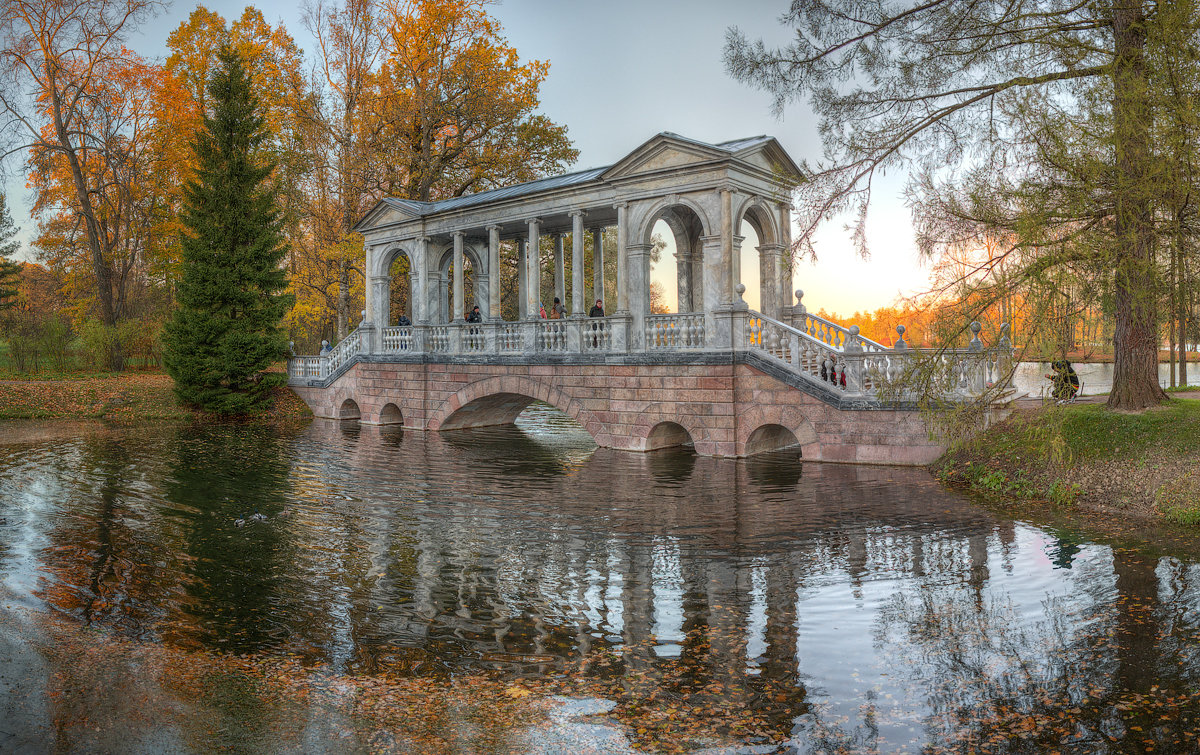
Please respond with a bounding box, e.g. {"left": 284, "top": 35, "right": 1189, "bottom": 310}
{"left": 388, "top": 254, "right": 412, "bottom": 325}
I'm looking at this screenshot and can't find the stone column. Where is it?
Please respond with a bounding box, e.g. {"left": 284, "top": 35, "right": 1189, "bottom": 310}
{"left": 758, "top": 243, "right": 784, "bottom": 318}
{"left": 452, "top": 231, "right": 465, "bottom": 323}
{"left": 553, "top": 232, "right": 566, "bottom": 308}
{"left": 487, "top": 225, "right": 501, "bottom": 320}
{"left": 626, "top": 243, "right": 651, "bottom": 350}
{"left": 675, "top": 248, "right": 692, "bottom": 312}
{"left": 591, "top": 227, "right": 604, "bottom": 305}
{"left": 778, "top": 202, "right": 793, "bottom": 318}
{"left": 437, "top": 272, "right": 448, "bottom": 323}
{"left": 408, "top": 271, "right": 419, "bottom": 322}
{"left": 369, "top": 274, "right": 389, "bottom": 329}
{"left": 700, "top": 234, "right": 723, "bottom": 347}
{"left": 416, "top": 236, "right": 430, "bottom": 323}
{"left": 525, "top": 218, "right": 541, "bottom": 319}
{"left": 721, "top": 187, "right": 737, "bottom": 304}
{"left": 517, "top": 238, "right": 527, "bottom": 319}
{"left": 570, "top": 211, "right": 585, "bottom": 316}
{"left": 363, "top": 244, "right": 376, "bottom": 329}
{"left": 615, "top": 202, "right": 628, "bottom": 312}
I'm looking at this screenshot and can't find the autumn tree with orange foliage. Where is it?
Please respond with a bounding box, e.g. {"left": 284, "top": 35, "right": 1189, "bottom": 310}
{"left": 0, "top": 0, "right": 161, "bottom": 369}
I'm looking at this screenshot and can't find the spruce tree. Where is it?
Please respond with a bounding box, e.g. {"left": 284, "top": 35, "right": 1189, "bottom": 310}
{"left": 164, "top": 46, "right": 293, "bottom": 414}
{"left": 0, "top": 193, "right": 21, "bottom": 310}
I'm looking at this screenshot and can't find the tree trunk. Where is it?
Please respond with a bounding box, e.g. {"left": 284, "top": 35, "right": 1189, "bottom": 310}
{"left": 1169, "top": 233, "right": 1177, "bottom": 388}
{"left": 1180, "top": 240, "right": 1190, "bottom": 387}
{"left": 1108, "top": 2, "right": 1165, "bottom": 410}
{"left": 337, "top": 261, "right": 350, "bottom": 340}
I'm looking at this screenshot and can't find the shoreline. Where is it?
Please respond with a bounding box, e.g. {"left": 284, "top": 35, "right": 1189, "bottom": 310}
{"left": 934, "top": 394, "right": 1200, "bottom": 527}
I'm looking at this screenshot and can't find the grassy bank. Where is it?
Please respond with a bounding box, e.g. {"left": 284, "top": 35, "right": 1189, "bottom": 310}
{"left": 0, "top": 371, "right": 312, "bottom": 421}
{"left": 934, "top": 396, "right": 1200, "bottom": 524}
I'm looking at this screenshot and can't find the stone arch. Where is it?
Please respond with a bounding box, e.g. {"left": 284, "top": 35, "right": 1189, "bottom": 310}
{"left": 376, "top": 243, "right": 415, "bottom": 280}
{"left": 745, "top": 424, "right": 800, "bottom": 455}
{"left": 426, "top": 375, "right": 605, "bottom": 441}
{"left": 630, "top": 408, "right": 713, "bottom": 454}
{"left": 732, "top": 195, "right": 781, "bottom": 247}
{"left": 736, "top": 405, "right": 820, "bottom": 458}
{"left": 338, "top": 398, "right": 361, "bottom": 420}
{"left": 645, "top": 421, "right": 694, "bottom": 451}
{"left": 377, "top": 402, "right": 403, "bottom": 425}
{"left": 635, "top": 195, "right": 712, "bottom": 245}
{"left": 636, "top": 197, "right": 710, "bottom": 314}
{"left": 435, "top": 242, "right": 486, "bottom": 322}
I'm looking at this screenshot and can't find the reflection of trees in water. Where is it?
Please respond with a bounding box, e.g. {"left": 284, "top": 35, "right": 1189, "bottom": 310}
{"left": 164, "top": 425, "right": 297, "bottom": 653}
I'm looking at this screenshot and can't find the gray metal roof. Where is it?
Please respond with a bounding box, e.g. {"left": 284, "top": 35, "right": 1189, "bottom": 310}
{"left": 375, "top": 133, "right": 779, "bottom": 219}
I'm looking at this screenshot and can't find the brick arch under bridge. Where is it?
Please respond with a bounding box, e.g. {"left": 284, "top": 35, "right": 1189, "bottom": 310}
{"left": 290, "top": 359, "right": 945, "bottom": 462}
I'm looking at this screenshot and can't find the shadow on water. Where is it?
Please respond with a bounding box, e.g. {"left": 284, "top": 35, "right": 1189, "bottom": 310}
{"left": 4, "top": 414, "right": 1200, "bottom": 751}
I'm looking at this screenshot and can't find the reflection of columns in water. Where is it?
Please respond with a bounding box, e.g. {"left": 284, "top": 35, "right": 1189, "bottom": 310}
{"left": 848, "top": 530, "right": 868, "bottom": 601}
{"left": 650, "top": 538, "right": 685, "bottom": 649}
{"left": 761, "top": 557, "right": 798, "bottom": 679}
{"left": 1113, "top": 549, "right": 1160, "bottom": 694}
{"left": 622, "top": 542, "right": 656, "bottom": 694}
{"left": 967, "top": 532, "right": 989, "bottom": 604}
{"left": 707, "top": 558, "right": 744, "bottom": 687}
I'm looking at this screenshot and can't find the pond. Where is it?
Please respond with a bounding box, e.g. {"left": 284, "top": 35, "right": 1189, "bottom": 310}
{"left": 2, "top": 410, "right": 1200, "bottom": 753}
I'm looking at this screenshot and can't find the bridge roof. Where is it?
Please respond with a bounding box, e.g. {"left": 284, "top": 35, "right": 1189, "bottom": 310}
{"left": 356, "top": 132, "right": 801, "bottom": 230}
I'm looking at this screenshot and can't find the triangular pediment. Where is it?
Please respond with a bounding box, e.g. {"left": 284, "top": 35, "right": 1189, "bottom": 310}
{"left": 601, "top": 133, "right": 729, "bottom": 181}
{"left": 352, "top": 199, "right": 426, "bottom": 233}
{"left": 727, "top": 138, "right": 804, "bottom": 182}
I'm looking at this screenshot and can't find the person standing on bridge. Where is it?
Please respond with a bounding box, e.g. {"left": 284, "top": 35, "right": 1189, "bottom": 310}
{"left": 466, "top": 305, "right": 482, "bottom": 323}
{"left": 589, "top": 300, "right": 604, "bottom": 317}
{"left": 550, "top": 297, "right": 566, "bottom": 319}
{"left": 538, "top": 302, "right": 547, "bottom": 319}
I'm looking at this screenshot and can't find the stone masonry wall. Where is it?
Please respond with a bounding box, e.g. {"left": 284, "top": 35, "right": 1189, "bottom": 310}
{"left": 290, "top": 359, "right": 945, "bottom": 464}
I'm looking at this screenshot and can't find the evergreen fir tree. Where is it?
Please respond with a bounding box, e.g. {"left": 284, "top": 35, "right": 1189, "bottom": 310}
{"left": 164, "top": 45, "right": 293, "bottom": 414}
{"left": 0, "top": 193, "right": 22, "bottom": 311}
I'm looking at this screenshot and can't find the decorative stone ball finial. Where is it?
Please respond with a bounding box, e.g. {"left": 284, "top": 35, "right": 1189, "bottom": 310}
{"left": 735, "top": 283, "right": 746, "bottom": 297}
{"left": 896, "top": 324, "right": 906, "bottom": 336}
{"left": 894, "top": 324, "right": 908, "bottom": 351}
{"left": 795, "top": 289, "right": 804, "bottom": 304}
{"left": 968, "top": 320, "right": 984, "bottom": 352}
{"left": 848, "top": 325, "right": 860, "bottom": 336}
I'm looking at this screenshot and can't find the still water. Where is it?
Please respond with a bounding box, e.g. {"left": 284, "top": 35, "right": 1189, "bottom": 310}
{"left": 3, "top": 410, "right": 1200, "bottom": 753}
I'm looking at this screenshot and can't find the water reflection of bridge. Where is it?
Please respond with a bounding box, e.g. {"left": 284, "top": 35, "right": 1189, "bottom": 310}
{"left": 289, "top": 133, "right": 1012, "bottom": 464}
{"left": 9, "top": 421, "right": 1195, "bottom": 751}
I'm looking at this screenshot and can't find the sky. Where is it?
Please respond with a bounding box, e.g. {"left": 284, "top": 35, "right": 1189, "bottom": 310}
{"left": 12, "top": 0, "right": 938, "bottom": 316}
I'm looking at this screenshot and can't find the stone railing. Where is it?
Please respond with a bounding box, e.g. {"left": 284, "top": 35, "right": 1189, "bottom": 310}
{"left": 537, "top": 319, "right": 568, "bottom": 351}
{"left": 746, "top": 310, "right": 1013, "bottom": 402}
{"left": 645, "top": 313, "right": 705, "bottom": 350}
{"left": 288, "top": 356, "right": 329, "bottom": 381}
{"left": 381, "top": 325, "right": 414, "bottom": 352}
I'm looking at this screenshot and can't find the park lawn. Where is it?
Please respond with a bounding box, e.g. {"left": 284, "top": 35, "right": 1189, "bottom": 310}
{"left": 934, "top": 396, "right": 1200, "bottom": 524}
{"left": 0, "top": 371, "right": 312, "bottom": 421}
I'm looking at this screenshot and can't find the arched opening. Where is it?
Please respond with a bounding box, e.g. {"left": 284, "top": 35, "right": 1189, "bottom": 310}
{"left": 388, "top": 252, "right": 413, "bottom": 324}
{"left": 378, "top": 403, "right": 403, "bottom": 425}
{"left": 645, "top": 421, "right": 694, "bottom": 451}
{"left": 745, "top": 424, "right": 800, "bottom": 456}
{"left": 737, "top": 202, "right": 782, "bottom": 316}
{"left": 645, "top": 205, "right": 705, "bottom": 315}
{"left": 738, "top": 221, "right": 761, "bottom": 312}
{"left": 338, "top": 398, "right": 361, "bottom": 420}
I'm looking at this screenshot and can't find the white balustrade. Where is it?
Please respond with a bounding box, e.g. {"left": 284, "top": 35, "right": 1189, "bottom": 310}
{"left": 582, "top": 318, "right": 612, "bottom": 352}
{"left": 427, "top": 325, "right": 450, "bottom": 352}
{"left": 498, "top": 323, "right": 523, "bottom": 352}
{"left": 462, "top": 324, "right": 486, "bottom": 352}
{"left": 797, "top": 312, "right": 889, "bottom": 353}
{"left": 381, "top": 326, "right": 413, "bottom": 352}
{"left": 537, "top": 320, "right": 567, "bottom": 351}
{"left": 645, "top": 313, "right": 705, "bottom": 350}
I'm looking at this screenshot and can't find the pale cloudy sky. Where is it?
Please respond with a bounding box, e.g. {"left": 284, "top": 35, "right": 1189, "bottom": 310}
{"left": 15, "top": 0, "right": 938, "bottom": 315}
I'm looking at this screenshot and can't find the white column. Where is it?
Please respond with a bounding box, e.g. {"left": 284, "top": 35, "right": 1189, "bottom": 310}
{"left": 487, "top": 225, "right": 501, "bottom": 320}
{"left": 416, "top": 236, "right": 430, "bottom": 323}
{"left": 592, "top": 227, "right": 604, "bottom": 306}
{"left": 517, "top": 238, "right": 527, "bottom": 319}
{"left": 526, "top": 218, "right": 541, "bottom": 319}
{"left": 675, "top": 249, "right": 691, "bottom": 313}
{"left": 615, "top": 203, "right": 628, "bottom": 312}
{"left": 553, "top": 232, "right": 566, "bottom": 308}
{"left": 759, "top": 243, "right": 784, "bottom": 317}
{"left": 570, "top": 211, "right": 585, "bottom": 315}
{"left": 721, "top": 188, "right": 736, "bottom": 304}
{"left": 777, "top": 202, "right": 793, "bottom": 313}
{"left": 364, "top": 244, "right": 376, "bottom": 324}
{"left": 370, "top": 274, "right": 389, "bottom": 327}
{"left": 452, "top": 231, "right": 465, "bottom": 322}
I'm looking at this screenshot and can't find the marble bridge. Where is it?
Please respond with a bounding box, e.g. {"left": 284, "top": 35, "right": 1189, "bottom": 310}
{"left": 288, "top": 133, "right": 1012, "bottom": 464}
